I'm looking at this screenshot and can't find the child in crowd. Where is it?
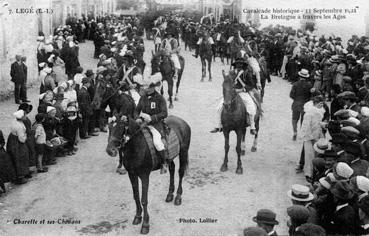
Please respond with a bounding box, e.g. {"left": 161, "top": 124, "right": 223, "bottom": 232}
{"left": 33, "top": 114, "right": 48, "bottom": 173}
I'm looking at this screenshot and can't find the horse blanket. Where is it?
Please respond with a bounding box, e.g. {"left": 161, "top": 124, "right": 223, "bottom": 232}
{"left": 142, "top": 128, "right": 180, "bottom": 170}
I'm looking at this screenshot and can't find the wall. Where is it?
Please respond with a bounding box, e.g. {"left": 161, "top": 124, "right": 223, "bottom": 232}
{"left": 0, "top": 0, "right": 40, "bottom": 100}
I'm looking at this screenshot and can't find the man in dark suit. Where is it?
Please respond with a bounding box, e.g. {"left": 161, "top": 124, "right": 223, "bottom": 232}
{"left": 252, "top": 209, "right": 279, "bottom": 235}
{"left": 290, "top": 69, "right": 313, "bottom": 140}
{"left": 358, "top": 195, "right": 369, "bottom": 234}
{"left": 10, "top": 55, "right": 29, "bottom": 104}
{"left": 85, "top": 70, "right": 99, "bottom": 136}
{"left": 325, "top": 181, "right": 360, "bottom": 235}
{"left": 78, "top": 77, "right": 94, "bottom": 139}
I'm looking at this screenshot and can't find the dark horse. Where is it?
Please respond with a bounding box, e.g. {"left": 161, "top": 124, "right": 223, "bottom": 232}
{"left": 106, "top": 112, "right": 191, "bottom": 234}
{"left": 92, "top": 73, "right": 137, "bottom": 174}
{"left": 220, "top": 70, "right": 261, "bottom": 174}
{"left": 199, "top": 35, "right": 213, "bottom": 82}
{"left": 151, "top": 51, "right": 185, "bottom": 108}
{"left": 212, "top": 32, "right": 229, "bottom": 64}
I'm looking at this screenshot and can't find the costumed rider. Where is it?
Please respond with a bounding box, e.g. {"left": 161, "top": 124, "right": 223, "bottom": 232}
{"left": 116, "top": 50, "right": 144, "bottom": 105}
{"left": 192, "top": 27, "right": 215, "bottom": 58}
{"left": 210, "top": 57, "right": 260, "bottom": 135}
{"left": 160, "top": 29, "right": 181, "bottom": 79}
{"left": 135, "top": 78, "right": 169, "bottom": 174}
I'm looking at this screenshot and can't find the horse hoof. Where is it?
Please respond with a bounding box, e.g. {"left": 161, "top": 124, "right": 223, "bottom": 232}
{"left": 251, "top": 146, "right": 257, "bottom": 152}
{"left": 133, "top": 216, "right": 142, "bottom": 225}
{"left": 165, "top": 194, "right": 174, "bottom": 202}
{"left": 140, "top": 223, "right": 150, "bottom": 234}
{"left": 201, "top": 78, "right": 204, "bottom": 82}
{"left": 220, "top": 164, "right": 228, "bottom": 172}
{"left": 116, "top": 168, "right": 127, "bottom": 175}
{"left": 209, "top": 78, "right": 212, "bottom": 82}
{"left": 174, "top": 96, "right": 178, "bottom": 101}
{"left": 236, "top": 167, "right": 243, "bottom": 175}
{"left": 169, "top": 104, "right": 174, "bottom": 109}
{"left": 241, "top": 150, "right": 246, "bottom": 156}
{"left": 174, "top": 195, "right": 182, "bottom": 205}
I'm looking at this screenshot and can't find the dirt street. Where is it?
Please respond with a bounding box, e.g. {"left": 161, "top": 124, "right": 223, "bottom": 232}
{"left": 0, "top": 39, "right": 305, "bottom": 236}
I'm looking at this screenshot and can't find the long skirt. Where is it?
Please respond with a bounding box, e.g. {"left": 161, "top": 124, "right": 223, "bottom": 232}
{"left": 6, "top": 133, "right": 30, "bottom": 177}
{"left": 0, "top": 149, "right": 16, "bottom": 183}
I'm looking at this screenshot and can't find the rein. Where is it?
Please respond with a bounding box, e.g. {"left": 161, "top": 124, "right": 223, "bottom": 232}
{"left": 114, "top": 120, "right": 148, "bottom": 149}
{"left": 101, "top": 84, "right": 124, "bottom": 104}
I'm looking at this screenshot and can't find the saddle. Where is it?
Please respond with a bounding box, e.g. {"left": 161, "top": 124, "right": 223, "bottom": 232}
{"left": 141, "top": 124, "right": 180, "bottom": 171}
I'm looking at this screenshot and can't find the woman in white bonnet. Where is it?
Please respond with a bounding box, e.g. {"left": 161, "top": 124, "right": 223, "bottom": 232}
{"left": 51, "top": 52, "right": 67, "bottom": 85}
{"left": 6, "top": 110, "right": 30, "bottom": 184}
{"left": 63, "top": 80, "right": 78, "bottom": 108}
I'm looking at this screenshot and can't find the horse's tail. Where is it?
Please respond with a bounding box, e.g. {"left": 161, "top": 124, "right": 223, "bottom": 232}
{"left": 180, "top": 124, "right": 190, "bottom": 176}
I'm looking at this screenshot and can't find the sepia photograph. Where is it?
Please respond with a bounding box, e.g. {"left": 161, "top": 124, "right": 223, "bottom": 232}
{"left": 0, "top": 0, "right": 369, "bottom": 235}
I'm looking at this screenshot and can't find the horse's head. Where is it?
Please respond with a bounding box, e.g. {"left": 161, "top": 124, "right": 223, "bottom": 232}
{"left": 106, "top": 112, "right": 127, "bottom": 157}
{"left": 92, "top": 74, "right": 112, "bottom": 109}
{"left": 222, "top": 70, "right": 237, "bottom": 111}
{"left": 106, "top": 112, "right": 140, "bottom": 157}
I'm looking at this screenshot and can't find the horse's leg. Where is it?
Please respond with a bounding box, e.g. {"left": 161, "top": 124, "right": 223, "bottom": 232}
{"left": 168, "top": 78, "right": 174, "bottom": 109}
{"left": 129, "top": 173, "right": 143, "bottom": 225}
{"left": 139, "top": 173, "right": 150, "bottom": 234}
{"left": 208, "top": 58, "right": 212, "bottom": 81}
{"left": 251, "top": 117, "right": 260, "bottom": 152}
{"left": 235, "top": 129, "right": 243, "bottom": 174}
{"left": 175, "top": 148, "right": 188, "bottom": 205}
{"left": 220, "top": 130, "right": 229, "bottom": 172}
{"left": 175, "top": 72, "right": 181, "bottom": 101}
{"left": 165, "top": 160, "right": 175, "bottom": 202}
{"left": 116, "top": 151, "right": 127, "bottom": 174}
{"left": 241, "top": 131, "right": 246, "bottom": 156}
{"left": 201, "top": 58, "right": 205, "bottom": 82}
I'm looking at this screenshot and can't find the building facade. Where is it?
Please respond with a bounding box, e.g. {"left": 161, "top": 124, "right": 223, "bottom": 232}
{"left": 0, "top": 0, "right": 116, "bottom": 99}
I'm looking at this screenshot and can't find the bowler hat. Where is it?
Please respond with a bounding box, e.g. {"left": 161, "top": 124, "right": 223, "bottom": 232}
{"left": 322, "top": 150, "right": 339, "bottom": 159}
{"left": 85, "top": 69, "right": 94, "bottom": 77}
{"left": 330, "top": 181, "right": 355, "bottom": 201}
{"left": 252, "top": 209, "right": 279, "bottom": 225}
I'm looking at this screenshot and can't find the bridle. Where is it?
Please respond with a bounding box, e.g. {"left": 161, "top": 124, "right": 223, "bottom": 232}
{"left": 109, "top": 118, "right": 147, "bottom": 149}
